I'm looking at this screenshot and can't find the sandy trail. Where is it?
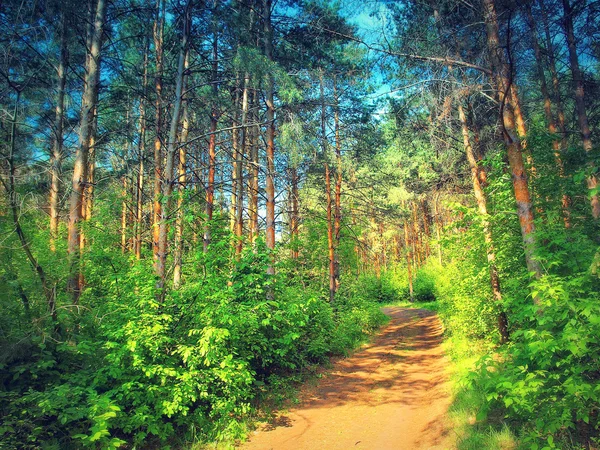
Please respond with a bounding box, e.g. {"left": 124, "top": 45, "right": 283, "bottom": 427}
{"left": 240, "top": 307, "right": 454, "bottom": 450}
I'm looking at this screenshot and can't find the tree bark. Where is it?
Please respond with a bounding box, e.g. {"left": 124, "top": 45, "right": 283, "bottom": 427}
{"left": 333, "top": 76, "right": 342, "bottom": 295}
{"left": 173, "top": 62, "right": 190, "bottom": 289}
{"left": 156, "top": 2, "right": 190, "bottom": 296}
{"left": 135, "top": 47, "right": 149, "bottom": 260}
{"left": 204, "top": 2, "right": 219, "bottom": 252}
{"left": 482, "top": 0, "right": 542, "bottom": 283}
{"left": 264, "top": 0, "right": 276, "bottom": 274}
{"left": 152, "top": 0, "right": 165, "bottom": 269}
{"left": 67, "top": 0, "right": 106, "bottom": 302}
{"left": 49, "top": 11, "right": 68, "bottom": 252}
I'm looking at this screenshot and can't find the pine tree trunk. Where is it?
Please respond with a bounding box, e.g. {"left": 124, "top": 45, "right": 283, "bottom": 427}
{"left": 333, "top": 76, "right": 342, "bottom": 295}
{"left": 67, "top": 0, "right": 106, "bottom": 302}
{"left": 264, "top": 0, "right": 276, "bottom": 273}
{"left": 156, "top": 4, "right": 189, "bottom": 296}
{"left": 482, "top": 0, "right": 542, "bottom": 283}
{"left": 49, "top": 12, "right": 68, "bottom": 252}
{"left": 204, "top": 5, "right": 218, "bottom": 252}
{"left": 249, "top": 89, "right": 260, "bottom": 243}
{"left": 173, "top": 74, "right": 190, "bottom": 289}
{"left": 152, "top": 0, "right": 165, "bottom": 268}
{"left": 135, "top": 48, "right": 149, "bottom": 260}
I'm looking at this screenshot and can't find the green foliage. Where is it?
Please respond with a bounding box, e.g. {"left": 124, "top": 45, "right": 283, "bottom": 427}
{"left": 0, "top": 203, "right": 387, "bottom": 448}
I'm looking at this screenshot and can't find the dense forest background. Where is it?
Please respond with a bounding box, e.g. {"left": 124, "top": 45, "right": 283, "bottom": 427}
{"left": 1, "top": 0, "right": 600, "bottom": 447}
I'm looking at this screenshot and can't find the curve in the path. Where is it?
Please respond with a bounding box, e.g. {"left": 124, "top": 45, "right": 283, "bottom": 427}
{"left": 240, "top": 307, "right": 454, "bottom": 450}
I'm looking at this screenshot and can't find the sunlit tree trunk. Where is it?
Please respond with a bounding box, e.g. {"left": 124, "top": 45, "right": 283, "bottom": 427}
{"left": 152, "top": 0, "right": 165, "bottom": 268}
{"left": 249, "top": 88, "right": 260, "bottom": 243}
{"left": 235, "top": 71, "right": 251, "bottom": 256}
{"left": 263, "top": 0, "right": 276, "bottom": 273}
{"left": 562, "top": 0, "right": 600, "bottom": 219}
{"left": 156, "top": 3, "right": 190, "bottom": 296}
{"left": 67, "top": 0, "right": 106, "bottom": 302}
{"left": 49, "top": 12, "right": 68, "bottom": 252}
{"left": 135, "top": 47, "right": 149, "bottom": 260}
{"left": 290, "top": 166, "right": 299, "bottom": 259}
{"left": 333, "top": 76, "right": 342, "bottom": 295}
{"left": 173, "top": 68, "right": 190, "bottom": 289}
{"left": 404, "top": 217, "right": 414, "bottom": 302}
{"left": 483, "top": 0, "right": 542, "bottom": 283}
{"left": 204, "top": 2, "right": 219, "bottom": 252}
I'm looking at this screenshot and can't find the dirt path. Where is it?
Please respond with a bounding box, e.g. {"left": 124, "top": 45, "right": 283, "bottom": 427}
{"left": 240, "top": 307, "right": 454, "bottom": 450}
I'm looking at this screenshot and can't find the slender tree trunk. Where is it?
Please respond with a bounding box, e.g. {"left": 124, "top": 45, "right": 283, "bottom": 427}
{"left": 230, "top": 79, "right": 240, "bottom": 235}
{"left": 290, "top": 166, "right": 299, "bottom": 259}
{"left": 562, "top": 0, "right": 600, "bottom": 219}
{"left": 121, "top": 176, "right": 128, "bottom": 253}
{"left": 49, "top": 12, "right": 68, "bottom": 252}
{"left": 235, "top": 72, "right": 251, "bottom": 255}
{"left": 135, "top": 48, "right": 149, "bottom": 260}
{"left": 333, "top": 76, "right": 342, "bottom": 296}
{"left": 483, "top": 0, "right": 542, "bottom": 283}
{"left": 67, "top": 0, "right": 106, "bottom": 302}
{"left": 173, "top": 66, "right": 190, "bottom": 288}
{"left": 204, "top": 4, "right": 218, "bottom": 252}
{"left": 458, "top": 102, "right": 509, "bottom": 342}
{"left": 264, "top": 0, "right": 276, "bottom": 273}
{"left": 249, "top": 88, "right": 260, "bottom": 243}
{"left": 434, "top": 192, "right": 443, "bottom": 265}
{"left": 320, "top": 72, "right": 335, "bottom": 303}
{"left": 156, "top": 3, "right": 190, "bottom": 296}
{"left": 152, "top": 0, "right": 165, "bottom": 269}
{"left": 404, "top": 218, "right": 414, "bottom": 302}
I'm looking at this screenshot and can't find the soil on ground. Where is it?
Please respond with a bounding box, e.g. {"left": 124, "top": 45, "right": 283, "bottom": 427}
{"left": 240, "top": 307, "right": 454, "bottom": 450}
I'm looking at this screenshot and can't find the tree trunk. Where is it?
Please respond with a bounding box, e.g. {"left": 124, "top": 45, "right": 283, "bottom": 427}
{"left": 235, "top": 71, "right": 251, "bottom": 256}
{"left": 204, "top": 3, "right": 219, "bottom": 252}
{"left": 156, "top": 3, "right": 190, "bottom": 296}
{"left": 135, "top": 47, "right": 149, "bottom": 260}
{"left": 562, "top": 0, "right": 600, "bottom": 219}
{"left": 290, "top": 166, "right": 299, "bottom": 259}
{"left": 458, "top": 102, "right": 509, "bottom": 343}
{"left": 482, "top": 0, "right": 542, "bottom": 283}
{"left": 121, "top": 176, "right": 128, "bottom": 253}
{"left": 67, "top": 0, "right": 106, "bottom": 302}
{"left": 152, "top": 0, "right": 165, "bottom": 268}
{"left": 173, "top": 65, "right": 190, "bottom": 289}
{"left": 49, "top": 12, "right": 68, "bottom": 252}
{"left": 264, "top": 0, "right": 276, "bottom": 274}
{"left": 404, "top": 218, "right": 414, "bottom": 302}
{"left": 333, "top": 76, "right": 342, "bottom": 295}
{"left": 249, "top": 88, "right": 260, "bottom": 243}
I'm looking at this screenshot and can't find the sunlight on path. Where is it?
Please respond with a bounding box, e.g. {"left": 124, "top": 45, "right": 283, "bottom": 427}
{"left": 239, "top": 307, "right": 454, "bottom": 450}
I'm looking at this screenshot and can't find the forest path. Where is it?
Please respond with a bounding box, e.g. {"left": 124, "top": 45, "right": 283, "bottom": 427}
{"left": 239, "top": 307, "right": 454, "bottom": 450}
